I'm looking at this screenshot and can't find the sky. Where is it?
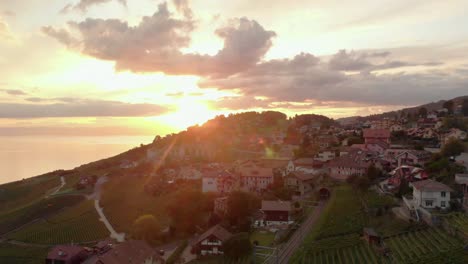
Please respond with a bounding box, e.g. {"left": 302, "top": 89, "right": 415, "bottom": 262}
{"left": 1, "top": 0, "right": 468, "bottom": 136}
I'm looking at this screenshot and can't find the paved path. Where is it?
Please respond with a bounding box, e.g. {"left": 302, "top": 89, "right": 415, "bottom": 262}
{"left": 272, "top": 200, "right": 328, "bottom": 264}
{"left": 89, "top": 176, "right": 125, "bottom": 242}
{"left": 48, "top": 176, "right": 65, "bottom": 197}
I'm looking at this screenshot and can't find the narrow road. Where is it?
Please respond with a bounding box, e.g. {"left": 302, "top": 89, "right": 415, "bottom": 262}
{"left": 89, "top": 176, "right": 125, "bottom": 242}
{"left": 273, "top": 200, "right": 327, "bottom": 264}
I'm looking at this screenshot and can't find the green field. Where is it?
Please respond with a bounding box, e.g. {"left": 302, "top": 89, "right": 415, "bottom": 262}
{"left": 312, "top": 185, "right": 365, "bottom": 240}
{"left": 8, "top": 200, "right": 109, "bottom": 244}
{"left": 0, "top": 243, "right": 48, "bottom": 264}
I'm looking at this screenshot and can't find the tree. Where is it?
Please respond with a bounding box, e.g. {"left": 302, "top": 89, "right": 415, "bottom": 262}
{"left": 226, "top": 191, "right": 259, "bottom": 227}
{"left": 366, "top": 164, "right": 381, "bottom": 182}
{"left": 418, "top": 107, "right": 428, "bottom": 117}
{"left": 441, "top": 139, "right": 465, "bottom": 157}
{"left": 223, "top": 233, "right": 252, "bottom": 259}
{"left": 443, "top": 100, "right": 454, "bottom": 114}
{"left": 131, "top": 214, "right": 161, "bottom": 244}
{"left": 166, "top": 189, "right": 207, "bottom": 234}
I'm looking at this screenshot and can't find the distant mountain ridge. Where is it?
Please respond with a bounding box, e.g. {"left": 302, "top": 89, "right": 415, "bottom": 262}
{"left": 337, "top": 95, "right": 468, "bottom": 123}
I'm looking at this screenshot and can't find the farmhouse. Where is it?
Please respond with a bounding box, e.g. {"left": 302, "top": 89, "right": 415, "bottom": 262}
{"left": 261, "top": 200, "right": 293, "bottom": 225}
{"left": 191, "top": 225, "right": 233, "bottom": 256}
{"left": 237, "top": 162, "right": 274, "bottom": 192}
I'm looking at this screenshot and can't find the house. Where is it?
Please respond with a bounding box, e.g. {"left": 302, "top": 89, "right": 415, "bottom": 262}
{"left": 178, "top": 166, "right": 202, "bottom": 180}
{"left": 314, "top": 150, "right": 336, "bottom": 162}
{"left": 441, "top": 128, "right": 467, "bottom": 145}
{"left": 214, "top": 196, "right": 229, "bottom": 216}
{"left": 394, "top": 150, "right": 432, "bottom": 167}
{"left": 201, "top": 169, "right": 237, "bottom": 193}
{"left": 285, "top": 171, "right": 316, "bottom": 196}
{"left": 83, "top": 240, "right": 162, "bottom": 264}
{"left": 381, "top": 165, "right": 428, "bottom": 192}
{"left": 363, "top": 129, "right": 391, "bottom": 145}
{"left": 46, "top": 245, "right": 89, "bottom": 264}
{"left": 286, "top": 158, "right": 325, "bottom": 175}
{"left": 236, "top": 162, "right": 274, "bottom": 192}
{"left": 261, "top": 200, "right": 293, "bottom": 225}
{"left": 404, "top": 179, "right": 453, "bottom": 211}
{"left": 191, "top": 225, "right": 233, "bottom": 256}
{"left": 328, "top": 150, "right": 373, "bottom": 180}
{"left": 202, "top": 175, "right": 218, "bottom": 193}
{"left": 455, "top": 174, "right": 468, "bottom": 212}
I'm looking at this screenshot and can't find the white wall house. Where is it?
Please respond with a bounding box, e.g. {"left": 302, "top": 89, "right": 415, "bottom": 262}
{"left": 405, "top": 179, "right": 452, "bottom": 210}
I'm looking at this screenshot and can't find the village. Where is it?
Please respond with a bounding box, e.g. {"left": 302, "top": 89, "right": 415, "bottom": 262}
{"left": 1, "top": 99, "right": 468, "bottom": 263}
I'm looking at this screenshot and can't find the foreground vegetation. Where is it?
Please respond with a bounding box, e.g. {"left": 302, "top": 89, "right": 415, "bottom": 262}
{"left": 0, "top": 243, "right": 48, "bottom": 264}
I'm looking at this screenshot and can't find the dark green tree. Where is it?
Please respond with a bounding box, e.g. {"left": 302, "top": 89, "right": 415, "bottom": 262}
{"left": 418, "top": 107, "right": 428, "bottom": 117}
{"left": 441, "top": 139, "right": 465, "bottom": 157}
{"left": 442, "top": 100, "right": 454, "bottom": 114}
{"left": 223, "top": 233, "right": 252, "bottom": 259}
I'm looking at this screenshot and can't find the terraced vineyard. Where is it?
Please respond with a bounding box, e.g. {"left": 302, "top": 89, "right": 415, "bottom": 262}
{"left": 291, "top": 234, "right": 388, "bottom": 264}
{"left": 444, "top": 212, "right": 468, "bottom": 235}
{"left": 385, "top": 228, "right": 467, "bottom": 264}
{"left": 8, "top": 200, "right": 109, "bottom": 244}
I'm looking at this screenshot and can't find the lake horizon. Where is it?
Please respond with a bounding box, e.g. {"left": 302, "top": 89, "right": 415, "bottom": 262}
{"left": 0, "top": 135, "right": 155, "bottom": 185}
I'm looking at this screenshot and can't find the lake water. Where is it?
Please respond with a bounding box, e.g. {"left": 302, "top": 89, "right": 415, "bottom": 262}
{"left": 0, "top": 136, "right": 154, "bottom": 184}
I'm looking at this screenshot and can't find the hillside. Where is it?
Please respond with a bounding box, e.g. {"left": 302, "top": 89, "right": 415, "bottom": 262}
{"left": 337, "top": 95, "right": 468, "bottom": 123}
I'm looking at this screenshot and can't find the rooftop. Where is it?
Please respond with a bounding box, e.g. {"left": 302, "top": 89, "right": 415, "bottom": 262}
{"left": 411, "top": 179, "right": 453, "bottom": 192}
{"left": 192, "top": 225, "right": 233, "bottom": 245}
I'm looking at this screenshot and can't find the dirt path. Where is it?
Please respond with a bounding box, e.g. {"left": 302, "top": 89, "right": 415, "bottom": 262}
{"left": 89, "top": 176, "right": 125, "bottom": 242}
{"left": 48, "top": 176, "right": 65, "bottom": 197}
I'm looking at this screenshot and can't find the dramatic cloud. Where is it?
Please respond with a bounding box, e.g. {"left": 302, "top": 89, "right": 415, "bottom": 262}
{"left": 200, "top": 50, "right": 466, "bottom": 107}
{"left": 0, "top": 98, "right": 168, "bottom": 118}
{"left": 44, "top": 3, "right": 275, "bottom": 77}
{"left": 0, "top": 89, "right": 27, "bottom": 96}
{"left": 61, "top": 0, "right": 127, "bottom": 13}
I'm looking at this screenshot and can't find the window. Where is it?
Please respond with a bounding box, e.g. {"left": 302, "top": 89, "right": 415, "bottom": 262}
{"left": 425, "top": 200, "right": 433, "bottom": 207}
{"left": 441, "top": 191, "right": 446, "bottom": 197}
{"left": 441, "top": 201, "right": 446, "bottom": 207}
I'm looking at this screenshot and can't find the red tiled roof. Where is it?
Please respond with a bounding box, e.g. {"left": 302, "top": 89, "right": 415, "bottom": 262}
{"left": 47, "top": 245, "right": 87, "bottom": 261}
{"left": 95, "top": 240, "right": 157, "bottom": 264}
{"left": 261, "top": 200, "right": 292, "bottom": 212}
{"left": 411, "top": 179, "right": 453, "bottom": 192}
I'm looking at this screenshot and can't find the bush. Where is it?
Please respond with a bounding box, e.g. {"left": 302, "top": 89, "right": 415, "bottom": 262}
{"left": 131, "top": 214, "right": 161, "bottom": 244}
